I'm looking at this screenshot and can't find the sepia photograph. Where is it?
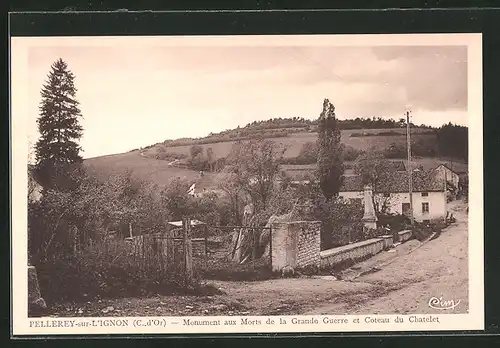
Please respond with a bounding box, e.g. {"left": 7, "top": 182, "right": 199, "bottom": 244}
{"left": 11, "top": 33, "right": 483, "bottom": 335}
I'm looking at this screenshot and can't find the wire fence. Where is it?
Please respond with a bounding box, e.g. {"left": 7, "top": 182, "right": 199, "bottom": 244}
{"left": 195, "top": 225, "right": 274, "bottom": 281}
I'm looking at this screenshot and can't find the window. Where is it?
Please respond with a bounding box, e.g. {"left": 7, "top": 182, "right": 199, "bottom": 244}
{"left": 422, "top": 202, "right": 430, "bottom": 214}
{"left": 402, "top": 203, "right": 411, "bottom": 215}
{"left": 421, "top": 192, "right": 429, "bottom": 197}
{"left": 383, "top": 193, "right": 390, "bottom": 198}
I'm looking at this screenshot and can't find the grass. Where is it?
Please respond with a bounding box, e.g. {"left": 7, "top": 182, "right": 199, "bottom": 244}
{"left": 84, "top": 150, "right": 217, "bottom": 188}
{"left": 142, "top": 128, "right": 436, "bottom": 160}
{"left": 83, "top": 127, "right": 463, "bottom": 190}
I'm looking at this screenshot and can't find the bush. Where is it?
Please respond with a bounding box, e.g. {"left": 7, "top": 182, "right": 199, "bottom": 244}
{"left": 154, "top": 150, "right": 188, "bottom": 161}
{"left": 377, "top": 213, "right": 411, "bottom": 232}
{"left": 36, "top": 239, "right": 192, "bottom": 304}
{"left": 28, "top": 169, "right": 186, "bottom": 304}
{"left": 412, "top": 222, "right": 433, "bottom": 241}
{"left": 384, "top": 142, "right": 407, "bottom": 159}
{"left": 311, "top": 197, "right": 364, "bottom": 250}
{"left": 280, "top": 144, "right": 364, "bottom": 165}
{"left": 342, "top": 145, "right": 365, "bottom": 161}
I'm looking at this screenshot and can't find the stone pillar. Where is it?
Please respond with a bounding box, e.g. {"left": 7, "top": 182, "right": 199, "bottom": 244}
{"left": 28, "top": 265, "right": 47, "bottom": 313}
{"left": 270, "top": 221, "right": 321, "bottom": 272}
{"left": 362, "top": 184, "right": 378, "bottom": 229}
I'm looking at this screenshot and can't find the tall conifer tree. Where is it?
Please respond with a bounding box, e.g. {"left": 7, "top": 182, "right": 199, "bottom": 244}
{"left": 35, "top": 58, "right": 83, "bottom": 189}
{"left": 316, "top": 98, "right": 344, "bottom": 201}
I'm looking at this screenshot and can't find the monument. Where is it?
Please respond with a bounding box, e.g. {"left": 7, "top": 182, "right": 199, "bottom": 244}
{"left": 361, "top": 184, "right": 378, "bottom": 229}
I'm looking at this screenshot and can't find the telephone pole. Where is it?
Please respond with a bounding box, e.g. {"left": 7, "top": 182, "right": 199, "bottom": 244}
{"left": 406, "top": 110, "right": 415, "bottom": 226}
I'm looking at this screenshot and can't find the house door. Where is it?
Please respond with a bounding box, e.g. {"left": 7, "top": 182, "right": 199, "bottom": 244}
{"left": 402, "top": 203, "right": 411, "bottom": 216}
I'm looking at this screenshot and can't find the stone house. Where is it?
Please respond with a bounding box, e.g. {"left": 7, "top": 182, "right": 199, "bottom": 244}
{"left": 290, "top": 171, "right": 446, "bottom": 223}
{"left": 338, "top": 172, "right": 446, "bottom": 223}
{"left": 433, "top": 163, "right": 460, "bottom": 189}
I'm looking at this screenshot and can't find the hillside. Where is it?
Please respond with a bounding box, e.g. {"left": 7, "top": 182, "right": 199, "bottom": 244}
{"left": 142, "top": 127, "right": 437, "bottom": 161}
{"left": 84, "top": 150, "right": 218, "bottom": 188}
{"left": 83, "top": 123, "right": 458, "bottom": 192}
{"left": 84, "top": 117, "right": 469, "bottom": 191}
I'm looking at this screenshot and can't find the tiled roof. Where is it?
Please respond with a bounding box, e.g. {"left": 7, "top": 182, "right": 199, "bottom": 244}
{"left": 405, "top": 160, "right": 468, "bottom": 174}
{"left": 434, "top": 163, "right": 462, "bottom": 175}
{"left": 341, "top": 175, "right": 364, "bottom": 191}
{"left": 376, "top": 170, "right": 443, "bottom": 193}
{"left": 291, "top": 172, "right": 442, "bottom": 193}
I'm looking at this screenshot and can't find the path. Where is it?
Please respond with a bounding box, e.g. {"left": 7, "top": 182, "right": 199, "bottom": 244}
{"left": 305, "top": 199, "right": 469, "bottom": 315}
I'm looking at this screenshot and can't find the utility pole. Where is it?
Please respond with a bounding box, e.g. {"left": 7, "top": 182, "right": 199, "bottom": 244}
{"left": 406, "top": 110, "right": 415, "bottom": 226}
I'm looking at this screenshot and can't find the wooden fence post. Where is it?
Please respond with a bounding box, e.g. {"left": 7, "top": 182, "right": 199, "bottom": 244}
{"left": 183, "top": 217, "right": 194, "bottom": 288}
{"left": 204, "top": 224, "right": 208, "bottom": 268}
{"left": 269, "top": 227, "right": 273, "bottom": 271}
{"left": 165, "top": 222, "right": 173, "bottom": 269}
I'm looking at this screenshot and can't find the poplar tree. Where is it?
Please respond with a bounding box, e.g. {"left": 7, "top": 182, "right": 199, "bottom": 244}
{"left": 316, "top": 98, "right": 344, "bottom": 201}
{"left": 35, "top": 58, "right": 83, "bottom": 189}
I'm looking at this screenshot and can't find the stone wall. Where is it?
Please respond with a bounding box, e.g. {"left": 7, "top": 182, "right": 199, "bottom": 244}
{"left": 320, "top": 236, "right": 393, "bottom": 268}
{"left": 268, "top": 221, "right": 405, "bottom": 272}
{"left": 381, "top": 235, "right": 394, "bottom": 249}
{"left": 397, "top": 230, "right": 413, "bottom": 243}
{"left": 296, "top": 222, "right": 321, "bottom": 268}
{"left": 270, "top": 221, "right": 321, "bottom": 271}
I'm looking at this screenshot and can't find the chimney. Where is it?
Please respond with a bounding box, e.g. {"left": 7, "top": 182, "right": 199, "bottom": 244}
{"left": 361, "top": 184, "right": 378, "bottom": 229}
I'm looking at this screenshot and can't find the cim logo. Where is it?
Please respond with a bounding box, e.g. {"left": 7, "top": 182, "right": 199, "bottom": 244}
{"left": 428, "top": 297, "right": 461, "bottom": 310}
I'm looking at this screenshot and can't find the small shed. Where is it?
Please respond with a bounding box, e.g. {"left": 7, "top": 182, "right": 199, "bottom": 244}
{"left": 166, "top": 219, "right": 207, "bottom": 238}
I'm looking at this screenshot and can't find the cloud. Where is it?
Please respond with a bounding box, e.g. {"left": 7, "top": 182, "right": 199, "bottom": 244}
{"left": 21, "top": 42, "right": 469, "bottom": 158}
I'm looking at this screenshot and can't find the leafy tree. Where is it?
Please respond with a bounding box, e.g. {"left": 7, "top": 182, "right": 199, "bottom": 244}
{"left": 217, "top": 171, "right": 246, "bottom": 225}
{"left": 353, "top": 150, "right": 398, "bottom": 215}
{"left": 225, "top": 139, "right": 286, "bottom": 213}
{"left": 190, "top": 145, "right": 204, "bottom": 158}
{"left": 297, "top": 142, "right": 318, "bottom": 163}
{"left": 35, "top": 58, "right": 84, "bottom": 190}
{"left": 206, "top": 147, "right": 215, "bottom": 171}
{"left": 316, "top": 98, "right": 344, "bottom": 201}
{"left": 160, "top": 177, "right": 197, "bottom": 220}
{"left": 437, "top": 123, "right": 468, "bottom": 160}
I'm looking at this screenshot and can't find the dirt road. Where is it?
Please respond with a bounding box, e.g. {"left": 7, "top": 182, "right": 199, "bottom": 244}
{"left": 305, "top": 199, "right": 469, "bottom": 315}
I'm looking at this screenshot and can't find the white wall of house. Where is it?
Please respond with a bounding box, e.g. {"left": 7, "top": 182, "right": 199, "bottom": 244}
{"left": 380, "top": 191, "right": 447, "bottom": 222}
{"left": 435, "top": 165, "right": 460, "bottom": 188}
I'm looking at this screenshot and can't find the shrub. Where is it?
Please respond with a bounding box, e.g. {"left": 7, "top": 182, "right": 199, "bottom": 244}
{"left": 311, "top": 197, "right": 364, "bottom": 250}
{"left": 28, "top": 169, "right": 183, "bottom": 304}
{"left": 36, "top": 239, "right": 193, "bottom": 304}
{"left": 342, "top": 145, "right": 365, "bottom": 161}
{"left": 377, "top": 213, "right": 411, "bottom": 232}
{"left": 384, "top": 142, "right": 406, "bottom": 159}
{"left": 412, "top": 222, "right": 433, "bottom": 241}
{"left": 154, "top": 150, "right": 188, "bottom": 161}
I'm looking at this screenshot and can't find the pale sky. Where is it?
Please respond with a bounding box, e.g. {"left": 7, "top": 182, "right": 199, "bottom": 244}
{"left": 12, "top": 36, "right": 469, "bottom": 159}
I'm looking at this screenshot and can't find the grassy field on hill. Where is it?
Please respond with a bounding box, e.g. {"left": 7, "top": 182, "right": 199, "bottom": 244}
{"left": 143, "top": 128, "right": 436, "bottom": 160}
{"left": 84, "top": 150, "right": 217, "bottom": 188}
{"left": 84, "top": 126, "right": 467, "bottom": 192}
